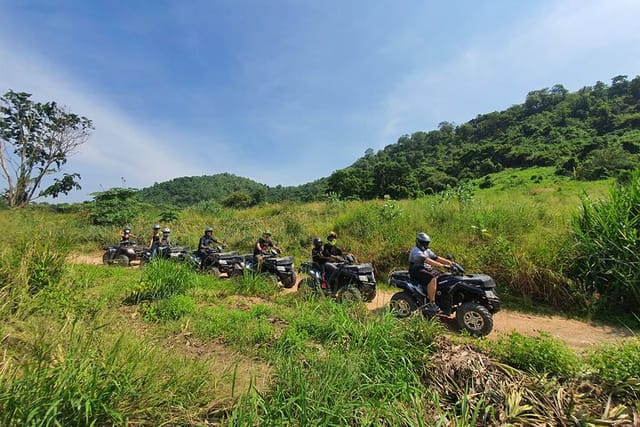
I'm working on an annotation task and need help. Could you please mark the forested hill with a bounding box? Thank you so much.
[137,173,328,207]
[139,75,640,206]
[325,75,640,199]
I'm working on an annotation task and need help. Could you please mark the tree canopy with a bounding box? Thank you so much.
[0,90,93,207]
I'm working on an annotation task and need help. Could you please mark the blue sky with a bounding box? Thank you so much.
[1,0,640,202]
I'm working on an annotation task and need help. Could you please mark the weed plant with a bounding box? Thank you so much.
[585,338,640,397]
[127,258,198,303]
[486,331,581,378]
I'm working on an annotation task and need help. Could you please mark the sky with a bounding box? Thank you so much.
[1,0,640,203]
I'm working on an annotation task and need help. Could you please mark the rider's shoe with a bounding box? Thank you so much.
[422,302,442,317]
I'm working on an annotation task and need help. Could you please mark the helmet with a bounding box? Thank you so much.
[312,237,323,248]
[162,228,170,234]
[153,224,160,229]
[205,227,213,233]
[416,232,431,250]
[123,227,131,233]
[263,230,272,237]
[327,231,337,240]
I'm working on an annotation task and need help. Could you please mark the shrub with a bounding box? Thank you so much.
[586,338,640,396]
[489,331,581,378]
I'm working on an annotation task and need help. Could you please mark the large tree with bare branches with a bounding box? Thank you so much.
[0,90,93,207]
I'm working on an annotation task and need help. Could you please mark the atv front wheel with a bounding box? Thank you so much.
[336,285,362,303]
[456,302,493,337]
[389,292,418,318]
[281,272,297,288]
[228,265,244,278]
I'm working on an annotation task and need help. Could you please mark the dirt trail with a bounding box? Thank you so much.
[70,253,634,352]
[367,289,634,351]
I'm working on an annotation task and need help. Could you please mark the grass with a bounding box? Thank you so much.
[0,168,638,425]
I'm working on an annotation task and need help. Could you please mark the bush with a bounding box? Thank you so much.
[489,331,581,378]
[586,338,640,396]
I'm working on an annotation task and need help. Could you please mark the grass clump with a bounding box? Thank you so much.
[487,331,581,378]
[127,258,198,303]
[140,294,196,322]
[0,320,211,426]
[586,338,640,397]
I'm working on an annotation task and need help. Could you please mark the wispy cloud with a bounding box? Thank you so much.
[0,34,237,200]
[380,0,640,143]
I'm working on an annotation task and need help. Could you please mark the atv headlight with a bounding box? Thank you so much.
[277,266,286,272]
[219,260,228,265]
[359,275,369,282]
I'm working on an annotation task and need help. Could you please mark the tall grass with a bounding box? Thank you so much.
[0,320,212,426]
[568,168,640,314]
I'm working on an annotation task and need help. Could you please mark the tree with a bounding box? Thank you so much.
[0,90,93,207]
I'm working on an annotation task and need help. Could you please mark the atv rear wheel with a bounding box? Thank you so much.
[102,251,112,265]
[336,285,362,303]
[297,278,318,299]
[456,302,493,337]
[389,292,418,318]
[281,272,297,288]
[112,254,130,267]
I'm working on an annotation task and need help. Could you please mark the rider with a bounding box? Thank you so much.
[322,231,345,260]
[408,232,455,315]
[120,227,134,246]
[254,230,279,257]
[159,227,171,257]
[197,227,221,269]
[312,237,337,288]
[148,224,161,257]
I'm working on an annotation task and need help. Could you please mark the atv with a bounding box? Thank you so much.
[388,263,500,336]
[198,245,245,278]
[141,245,191,264]
[243,248,296,288]
[297,255,377,303]
[102,242,148,267]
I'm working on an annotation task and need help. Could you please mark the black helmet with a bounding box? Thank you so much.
[416,232,431,250]
[205,227,213,233]
[312,237,323,248]
[123,227,131,233]
[153,224,160,230]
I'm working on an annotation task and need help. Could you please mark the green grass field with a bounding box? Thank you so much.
[1,168,638,425]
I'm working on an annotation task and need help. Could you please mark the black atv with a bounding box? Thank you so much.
[388,264,500,337]
[242,249,296,288]
[297,255,377,302]
[198,245,245,278]
[102,242,148,266]
[141,245,191,264]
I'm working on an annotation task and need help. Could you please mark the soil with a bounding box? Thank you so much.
[70,252,635,352]
[366,289,634,352]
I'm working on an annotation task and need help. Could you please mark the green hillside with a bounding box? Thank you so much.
[135,75,640,207]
